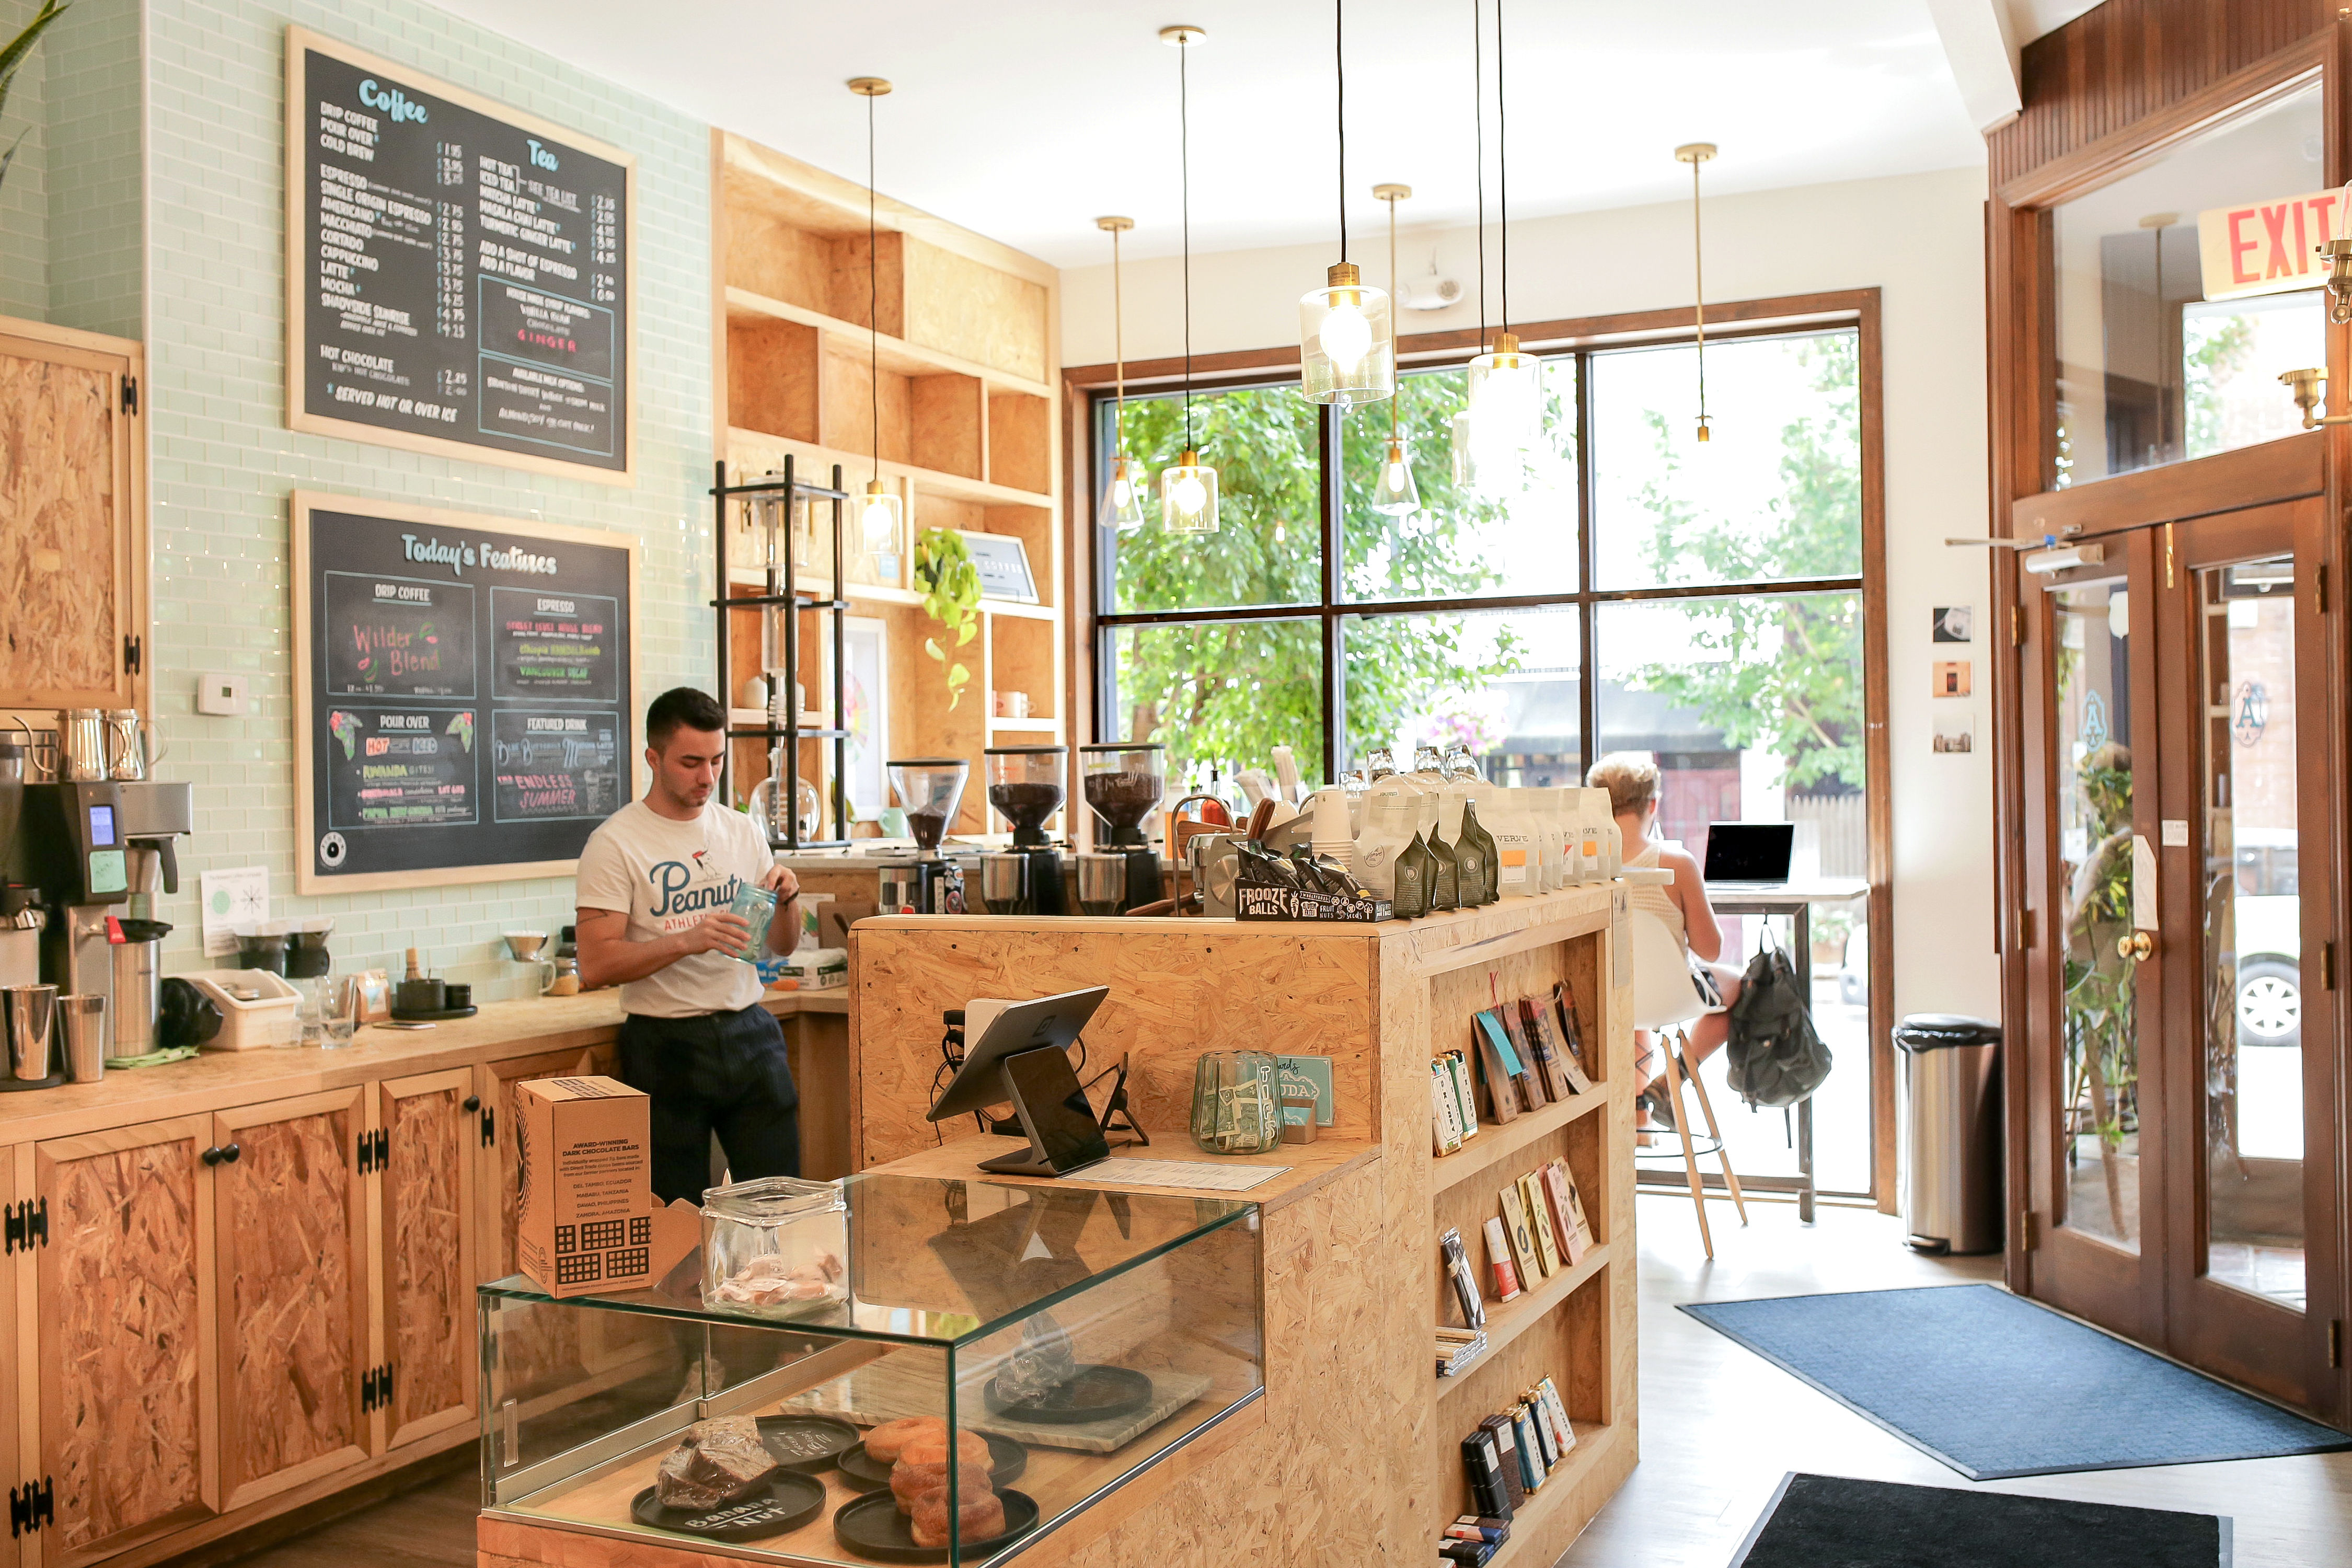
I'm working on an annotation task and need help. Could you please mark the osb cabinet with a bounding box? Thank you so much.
[712,130,1067,828]
[0,316,148,719]
[0,1035,614,1568]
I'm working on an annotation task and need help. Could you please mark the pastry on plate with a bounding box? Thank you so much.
[654,1416,777,1510]
[909,1489,1007,1548]
[863,1416,947,1463]
[890,1457,993,1516]
[897,1430,991,1468]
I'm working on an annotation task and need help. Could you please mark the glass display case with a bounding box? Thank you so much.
[480,1173,1264,1567]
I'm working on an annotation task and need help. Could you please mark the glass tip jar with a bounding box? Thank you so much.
[700,1174,848,1318]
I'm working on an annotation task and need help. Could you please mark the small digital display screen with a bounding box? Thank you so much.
[87,804,117,847]
[1000,1047,1110,1174]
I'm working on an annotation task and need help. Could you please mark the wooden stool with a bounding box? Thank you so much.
[1653,1028,1748,1260]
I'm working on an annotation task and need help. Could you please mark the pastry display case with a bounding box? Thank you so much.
[479,1172,1264,1566]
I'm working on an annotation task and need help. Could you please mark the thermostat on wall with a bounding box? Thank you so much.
[197,673,249,717]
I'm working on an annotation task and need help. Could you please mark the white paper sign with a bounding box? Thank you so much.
[2130,835,2158,932]
[200,867,269,957]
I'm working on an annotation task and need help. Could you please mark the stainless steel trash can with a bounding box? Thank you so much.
[1894,1013,2002,1254]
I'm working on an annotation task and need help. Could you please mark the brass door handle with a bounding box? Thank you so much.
[2117,930,2154,962]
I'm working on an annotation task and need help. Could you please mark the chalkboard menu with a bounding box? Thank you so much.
[292,491,639,893]
[285,28,635,481]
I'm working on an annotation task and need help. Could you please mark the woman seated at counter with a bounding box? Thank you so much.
[1587,752,1742,1141]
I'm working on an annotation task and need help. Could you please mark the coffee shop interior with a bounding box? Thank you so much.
[9,0,2352,1564]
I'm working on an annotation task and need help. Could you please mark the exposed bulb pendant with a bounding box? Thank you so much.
[1677,141,1716,444]
[1096,214,1146,530]
[1455,0,1538,493]
[1300,0,1393,409]
[1369,182,1420,516]
[850,76,903,559]
[1161,24,1218,534]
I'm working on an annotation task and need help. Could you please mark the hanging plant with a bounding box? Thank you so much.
[914,527,981,709]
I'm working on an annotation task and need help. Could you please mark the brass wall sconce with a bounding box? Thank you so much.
[2321,236,2352,325]
[2279,366,2352,430]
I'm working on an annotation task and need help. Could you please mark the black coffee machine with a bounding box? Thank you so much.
[881,758,969,914]
[1079,743,1168,913]
[984,745,1068,916]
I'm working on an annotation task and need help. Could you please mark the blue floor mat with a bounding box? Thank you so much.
[1680,1284,2351,1479]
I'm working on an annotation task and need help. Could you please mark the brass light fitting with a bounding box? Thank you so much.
[2279,366,2352,430]
[1677,142,1717,443]
[2322,236,2352,326]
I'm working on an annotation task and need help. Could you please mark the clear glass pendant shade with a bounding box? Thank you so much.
[1103,452,1147,531]
[1160,449,1219,534]
[1299,263,1394,409]
[858,480,903,559]
[1369,435,1420,515]
[1451,332,1542,494]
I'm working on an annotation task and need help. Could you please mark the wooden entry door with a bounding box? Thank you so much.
[2020,494,2342,1418]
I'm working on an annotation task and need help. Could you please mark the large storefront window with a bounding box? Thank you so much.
[1090,317,1880,1194]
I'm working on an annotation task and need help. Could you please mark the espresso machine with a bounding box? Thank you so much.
[1079,743,1168,913]
[983,745,1069,916]
[880,758,970,914]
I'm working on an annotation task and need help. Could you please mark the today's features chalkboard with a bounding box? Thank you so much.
[284,27,636,482]
[293,491,640,893]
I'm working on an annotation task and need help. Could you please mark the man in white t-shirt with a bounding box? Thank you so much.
[575,687,803,1202]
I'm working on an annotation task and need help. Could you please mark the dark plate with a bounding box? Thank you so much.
[983,1364,1153,1426]
[628,1472,825,1542]
[756,1414,860,1473]
[834,1431,1027,1492]
[387,1005,478,1022]
[831,1486,1037,1563]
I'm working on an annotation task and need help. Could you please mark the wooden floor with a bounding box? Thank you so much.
[181,1195,2352,1568]
[1557,1192,2352,1567]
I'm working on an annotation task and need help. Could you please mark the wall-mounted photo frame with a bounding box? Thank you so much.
[960,529,1038,604]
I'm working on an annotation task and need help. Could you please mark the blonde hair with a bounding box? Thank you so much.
[1586,752,1661,817]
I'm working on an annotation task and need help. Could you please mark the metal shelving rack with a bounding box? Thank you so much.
[712,455,853,850]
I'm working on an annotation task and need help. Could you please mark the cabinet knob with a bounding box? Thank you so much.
[201,1146,222,1166]
[222,1142,241,1163]
[463,1095,481,1112]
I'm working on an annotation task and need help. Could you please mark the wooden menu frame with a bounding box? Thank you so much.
[283,26,639,485]
[290,489,642,894]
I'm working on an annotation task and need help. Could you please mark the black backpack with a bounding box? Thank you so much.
[1724,929,1832,1109]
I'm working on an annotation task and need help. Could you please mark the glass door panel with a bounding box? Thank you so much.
[2051,577,2141,1251]
[2195,555,2305,1311]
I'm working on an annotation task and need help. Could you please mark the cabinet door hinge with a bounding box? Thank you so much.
[2324,942,2338,992]
[120,375,137,416]
[480,1106,495,1148]
[357,1132,374,1175]
[373,1127,389,1169]
[123,634,142,677]
[360,1367,375,1412]
[2020,1212,2039,1251]
[2011,604,2026,646]
[2018,910,2036,949]
[360,1364,393,1413]
[7,1477,54,1537]
[2331,1320,2344,1369]
[2316,562,2330,617]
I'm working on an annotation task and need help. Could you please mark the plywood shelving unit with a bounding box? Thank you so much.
[712,132,1066,838]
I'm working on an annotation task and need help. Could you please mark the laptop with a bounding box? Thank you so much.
[1702,822,1795,887]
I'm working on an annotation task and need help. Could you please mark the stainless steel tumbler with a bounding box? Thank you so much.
[57,993,107,1082]
[4,983,55,1079]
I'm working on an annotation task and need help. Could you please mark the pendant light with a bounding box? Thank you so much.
[1160,25,1218,534]
[1096,215,1148,530]
[848,77,902,559]
[1677,141,1716,443]
[1369,183,1420,515]
[1460,0,1539,481]
[1299,0,1393,409]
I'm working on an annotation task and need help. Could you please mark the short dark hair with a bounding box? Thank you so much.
[645,686,725,749]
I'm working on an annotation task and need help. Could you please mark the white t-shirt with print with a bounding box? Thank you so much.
[574,800,773,1018]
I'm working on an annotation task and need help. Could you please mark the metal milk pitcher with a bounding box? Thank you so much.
[104,710,156,781]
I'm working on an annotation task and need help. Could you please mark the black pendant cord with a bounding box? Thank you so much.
[1496,0,1507,335]
[1335,0,1346,266]
[867,89,880,489]
[1181,36,1194,454]
[1472,0,1485,350]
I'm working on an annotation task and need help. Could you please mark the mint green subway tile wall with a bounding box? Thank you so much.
[0,0,53,318]
[43,0,144,336]
[145,0,714,998]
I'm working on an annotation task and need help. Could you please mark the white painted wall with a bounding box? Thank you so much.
[1059,165,2002,1022]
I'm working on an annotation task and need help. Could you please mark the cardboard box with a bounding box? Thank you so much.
[514,1075,659,1298]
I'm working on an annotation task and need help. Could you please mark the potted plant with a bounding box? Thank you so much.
[914,527,981,710]
[0,2,68,196]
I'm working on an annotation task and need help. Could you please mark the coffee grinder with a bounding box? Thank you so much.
[881,757,970,914]
[983,745,1068,915]
[1079,743,1168,913]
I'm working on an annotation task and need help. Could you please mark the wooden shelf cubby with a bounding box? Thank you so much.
[713,127,1064,827]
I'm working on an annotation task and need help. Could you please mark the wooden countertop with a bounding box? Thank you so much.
[0,987,846,1145]
[865,1134,1379,1214]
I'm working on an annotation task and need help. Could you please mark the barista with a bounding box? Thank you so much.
[575,687,802,1201]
